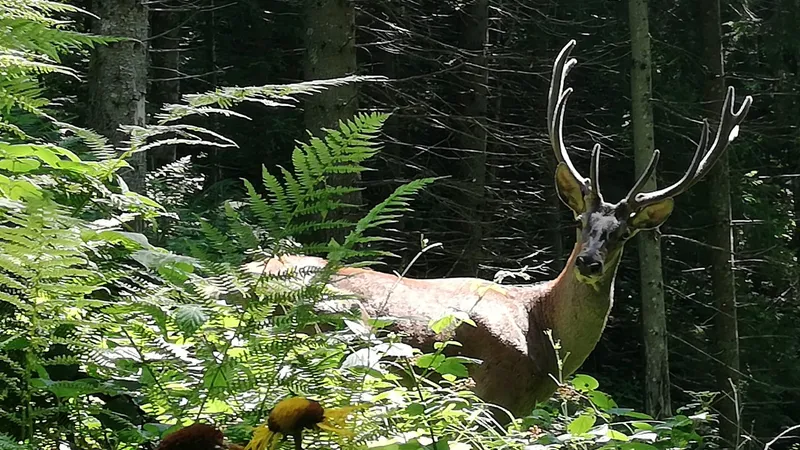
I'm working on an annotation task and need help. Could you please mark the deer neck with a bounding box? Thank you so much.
[544,242,622,374]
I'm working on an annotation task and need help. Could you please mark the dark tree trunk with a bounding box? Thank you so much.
[699,0,742,445]
[303,0,360,243]
[452,0,489,276]
[629,0,672,419]
[88,0,149,193]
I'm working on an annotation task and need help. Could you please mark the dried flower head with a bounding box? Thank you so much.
[244,397,367,450]
[157,423,224,450]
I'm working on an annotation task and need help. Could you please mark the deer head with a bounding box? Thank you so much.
[547,40,753,285]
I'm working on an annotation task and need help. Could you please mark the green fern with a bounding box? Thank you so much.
[242,111,437,262]
[157,76,386,124]
[0,4,479,446]
[0,2,113,136]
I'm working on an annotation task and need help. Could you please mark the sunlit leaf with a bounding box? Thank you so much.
[567,413,596,436]
[174,304,207,334]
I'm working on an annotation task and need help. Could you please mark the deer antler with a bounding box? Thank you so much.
[623,86,753,209]
[547,40,590,192]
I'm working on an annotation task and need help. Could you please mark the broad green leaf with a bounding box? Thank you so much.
[429,310,474,334]
[606,429,629,441]
[435,357,469,378]
[433,340,462,350]
[631,422,654,430]
[415,353,445,369]
[174,304,207,334]
[588,390,616,409]
[572,374,599,392]
[567,413,596,435]
[668,414,692,427]
[405,403,424,416]
[428,315,455,334]
[0,158,41,172]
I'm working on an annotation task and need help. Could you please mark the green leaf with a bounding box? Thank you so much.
[428,310,473,334]
[588,390,616,410]
[608,408,653,420]
[606,429,629,441]
[415,353,445,369]
[405,403,424,416]
[0,335,29,350]
[567,413,596,436]
[429,315,456,334]
[667,414,692,427]
[174,304,207,334]
[435,357,469,378]
[0,158,41,172]
[204,398,234,414]
[572,374,599,392]
[433,340,462,350]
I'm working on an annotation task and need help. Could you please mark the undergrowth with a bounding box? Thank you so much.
[0,3,717,450]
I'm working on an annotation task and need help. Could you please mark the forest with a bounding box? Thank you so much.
[1,0,799,449]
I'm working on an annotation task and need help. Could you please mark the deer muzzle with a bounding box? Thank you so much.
[575,253,603,277]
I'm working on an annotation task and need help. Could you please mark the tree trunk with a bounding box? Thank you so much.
[452,0,489,276]
[699,0,741,446]
[88,0,149,193]
[148,2,182,169]
[303,0,359,242]
[783,1,800,305]
[628,0,672,418]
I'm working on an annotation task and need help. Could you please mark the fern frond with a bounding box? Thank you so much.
[340,177,439,257]
[158,75,386,123]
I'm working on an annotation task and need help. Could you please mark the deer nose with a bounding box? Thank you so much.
[576,255,603,276]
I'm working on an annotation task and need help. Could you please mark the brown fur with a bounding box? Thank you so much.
[244,243,622,417]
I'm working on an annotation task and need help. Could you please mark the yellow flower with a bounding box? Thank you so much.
[244,397,367,450]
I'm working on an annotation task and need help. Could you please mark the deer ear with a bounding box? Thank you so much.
[555,163,586,214]
[629,198,674,229]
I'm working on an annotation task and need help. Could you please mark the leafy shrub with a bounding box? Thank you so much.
[0,4,717,450]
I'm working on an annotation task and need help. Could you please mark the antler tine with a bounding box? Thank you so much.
[547,40,588,188]
[590,143,603,202]
[547,40,577,136]
[623,149,661,206]
[688,86,753,187]
[629,121,710,209]
[629,86,753,209]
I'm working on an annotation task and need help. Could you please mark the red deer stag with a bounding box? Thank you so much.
[248,41,753,416]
